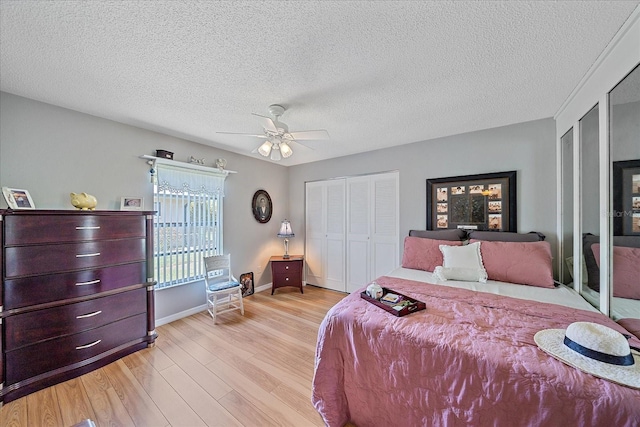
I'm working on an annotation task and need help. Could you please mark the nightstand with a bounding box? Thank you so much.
[270,255,304,295]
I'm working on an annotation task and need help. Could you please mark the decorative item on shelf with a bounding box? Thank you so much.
[120,196,143,211]
[189,156,206,165]
[277,219,295,259]
[252,189,272,223]
[70,192,97,210]
[2,187,36,210]
[216,158,227,171]
[156,149,173,160]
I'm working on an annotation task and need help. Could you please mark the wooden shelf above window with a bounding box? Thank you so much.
[140,155,237,175]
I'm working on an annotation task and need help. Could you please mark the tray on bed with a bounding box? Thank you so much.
[360,287,426,317]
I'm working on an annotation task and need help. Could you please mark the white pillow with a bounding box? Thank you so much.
[438,242,487,283]
[433,266,488,282]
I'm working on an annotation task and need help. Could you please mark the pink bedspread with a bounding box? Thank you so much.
[312,277,640,427]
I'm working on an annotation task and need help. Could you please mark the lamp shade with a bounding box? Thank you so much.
[270,143,282,161]
[280,141,293,158]
[258,140,273,157]
[277,220,295,237]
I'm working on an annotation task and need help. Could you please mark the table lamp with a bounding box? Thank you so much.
[277,219,295,259]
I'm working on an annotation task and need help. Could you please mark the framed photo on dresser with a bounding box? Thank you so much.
[2,187,35,210]
[426,171,517,232]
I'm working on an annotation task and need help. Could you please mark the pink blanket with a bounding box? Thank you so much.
[312,277,640,427]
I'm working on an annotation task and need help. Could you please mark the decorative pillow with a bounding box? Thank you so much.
[583,234,640,292]
[401,237,463,272]
[438,242,487,283]
[433,266,488,283]
[467,230,545,242]
[409,229,467,241]
[592,244,640,300]
[470,239,555,288]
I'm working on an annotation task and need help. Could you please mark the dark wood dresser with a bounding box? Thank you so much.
[0,209,157,404]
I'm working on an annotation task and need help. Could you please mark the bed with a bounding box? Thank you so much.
[311,231,640,426]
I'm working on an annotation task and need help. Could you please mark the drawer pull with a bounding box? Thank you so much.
[75,279,101,286]
[285,277,289,281]
[76,252,101,258]
[76,310,102,319]
[285,266,289,270]
[76,339,101,350]
[76,226,101,230]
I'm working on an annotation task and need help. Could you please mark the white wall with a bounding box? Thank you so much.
[0,92,288,321]
[288,118,558,272]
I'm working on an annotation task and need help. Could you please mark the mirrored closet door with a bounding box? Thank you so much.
[579,105,601,310]
[559,129,574,286]
[608,64,640,322]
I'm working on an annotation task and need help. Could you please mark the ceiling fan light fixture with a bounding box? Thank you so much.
[270,144,282,161]
[280,141,293,158]
[257,140,273,157]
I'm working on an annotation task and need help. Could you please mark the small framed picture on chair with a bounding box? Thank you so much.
[240,272,254,297]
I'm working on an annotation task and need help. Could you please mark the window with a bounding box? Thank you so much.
[153,163,226,290]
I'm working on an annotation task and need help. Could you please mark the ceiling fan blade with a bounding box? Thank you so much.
[290,139,315,150]
[251,113,278,132]
[288,130,330,140]
[216,131,268,138]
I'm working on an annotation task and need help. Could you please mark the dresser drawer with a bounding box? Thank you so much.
[4,214,146,245]
[5,288,147,350]
[5,313,147,384]
[4,262,145,310]
[272,260,303,276]
[5,238,146,278]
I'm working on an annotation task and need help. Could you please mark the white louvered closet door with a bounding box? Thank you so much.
[305,179,346,291]
[370,172,399,281]
[346,176,371,293]
[346,172,399,293]
[305,181,324,287]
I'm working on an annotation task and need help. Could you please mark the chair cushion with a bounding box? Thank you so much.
[208,281,240,292]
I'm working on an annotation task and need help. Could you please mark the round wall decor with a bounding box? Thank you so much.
[252,190,272,223]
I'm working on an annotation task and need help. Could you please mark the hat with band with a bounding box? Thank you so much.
[534,321,640,389]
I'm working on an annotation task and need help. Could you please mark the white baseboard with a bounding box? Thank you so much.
[254,283,272,293]
[155,304,207,327]
[155,283,278,326]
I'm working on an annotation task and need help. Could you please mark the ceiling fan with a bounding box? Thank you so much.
[217,104,329,161]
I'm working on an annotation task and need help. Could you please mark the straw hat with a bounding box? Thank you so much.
[534,322,640,389]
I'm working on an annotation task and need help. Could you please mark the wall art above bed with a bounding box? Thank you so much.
[426,170,516,232]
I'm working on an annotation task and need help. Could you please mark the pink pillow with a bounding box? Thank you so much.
[592,244,640,300]
[401,236,462,272]
[469,239,554,288]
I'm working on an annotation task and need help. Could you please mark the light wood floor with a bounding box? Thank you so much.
[0,285,346,427]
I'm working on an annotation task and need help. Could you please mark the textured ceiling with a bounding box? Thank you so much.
[1,1,638,166]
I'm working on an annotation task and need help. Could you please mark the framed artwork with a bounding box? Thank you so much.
[426,171,517,232]
[612,159,640,236]
[240,272,254,297]
[121,196,143,210]
[2,187,35,210]
[252,189,272,223]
